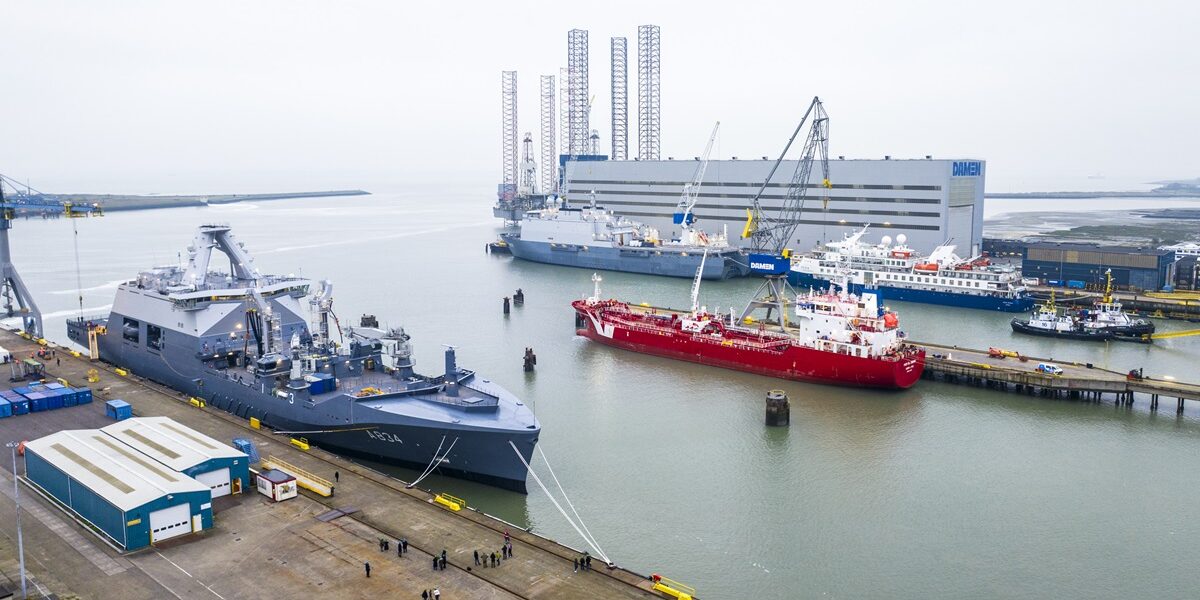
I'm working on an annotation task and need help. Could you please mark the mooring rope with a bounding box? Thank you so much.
[407,435,456,489]
[536,444,608,562]
[509,441,610,564]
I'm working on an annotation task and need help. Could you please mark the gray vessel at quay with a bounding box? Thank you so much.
[502,203,749,280]
[67,225,540,492]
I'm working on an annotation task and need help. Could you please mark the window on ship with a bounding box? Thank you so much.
[123,318,140,343]
[147,324,164,350]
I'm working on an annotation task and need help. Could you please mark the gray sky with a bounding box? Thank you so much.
[2,1,1196,194]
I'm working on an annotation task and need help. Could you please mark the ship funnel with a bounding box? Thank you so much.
[443,345,459,396]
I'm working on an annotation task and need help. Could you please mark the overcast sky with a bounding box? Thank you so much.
[2,1,1196,194]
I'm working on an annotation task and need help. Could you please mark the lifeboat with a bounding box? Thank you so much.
[891,249,912,258]
[883,313,899,328]
[914,263,939,272]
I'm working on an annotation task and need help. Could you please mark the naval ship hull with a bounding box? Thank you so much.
[68,315,537,492]
[503,234,749,280]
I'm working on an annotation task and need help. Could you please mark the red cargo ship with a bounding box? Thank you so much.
[572,274,925,389]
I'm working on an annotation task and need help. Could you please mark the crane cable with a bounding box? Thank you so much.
[72,218,85,320]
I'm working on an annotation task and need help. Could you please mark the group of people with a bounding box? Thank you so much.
[474,530,515,569]
[379,537,410,556]
[573,553,593,573]
[433,549,448,570]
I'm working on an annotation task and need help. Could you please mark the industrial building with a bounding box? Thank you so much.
[101,416,250,498]
[24,429,213,550]
[1021,242,1175,291]
[563,157,987,255]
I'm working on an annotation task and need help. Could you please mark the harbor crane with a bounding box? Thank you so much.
[673,121,720,243]
[0,174,102,339]
[741,96,831,276]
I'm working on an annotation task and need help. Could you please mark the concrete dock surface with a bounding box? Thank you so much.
[0,329,663,599]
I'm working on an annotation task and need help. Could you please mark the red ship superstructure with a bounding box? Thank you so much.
[572,271,925,389]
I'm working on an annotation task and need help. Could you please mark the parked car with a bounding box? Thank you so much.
[1037,363,1064,376]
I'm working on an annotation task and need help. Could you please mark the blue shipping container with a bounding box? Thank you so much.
[73,388,93,404]
[29,396,48,412]
[232,438,260,463]
[60,388,77,407]
[14,386,34,397]
[105,399,132,420]
[0,398,10,418]
[1067,280,1086,289]
[47,395,64,410]
[45,382,65,390]
[10,398,29,415]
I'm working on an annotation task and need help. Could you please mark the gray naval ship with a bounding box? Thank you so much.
[502,202,750,280]
[67,225,540,492]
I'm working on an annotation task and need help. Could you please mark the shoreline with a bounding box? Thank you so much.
[45,189,370,211]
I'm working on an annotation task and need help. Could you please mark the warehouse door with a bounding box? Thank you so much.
[195,468,232,498]
[149,503,191,543]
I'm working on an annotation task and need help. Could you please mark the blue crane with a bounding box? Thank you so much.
[0,173,102,339]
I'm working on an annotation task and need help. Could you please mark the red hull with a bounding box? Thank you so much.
[573,302,925,390]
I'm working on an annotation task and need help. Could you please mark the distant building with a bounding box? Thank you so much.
[563,157,986,256]
[1021,242,1175,290]
[1173,255,1199,290]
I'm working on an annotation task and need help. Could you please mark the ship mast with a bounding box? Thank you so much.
[690,249,708,315]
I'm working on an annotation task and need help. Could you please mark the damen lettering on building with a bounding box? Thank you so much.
[952,161,982,177]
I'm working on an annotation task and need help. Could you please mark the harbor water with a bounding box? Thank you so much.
[14,190,1200,599]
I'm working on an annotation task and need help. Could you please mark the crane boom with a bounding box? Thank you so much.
[0,173,102,338]
[674,121,720,228]
[742,97,831,274]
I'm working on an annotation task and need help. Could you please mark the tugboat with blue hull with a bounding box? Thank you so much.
[67,225,540,492]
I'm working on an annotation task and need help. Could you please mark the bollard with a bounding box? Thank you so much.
[765,389,789,426]
[503,297,510,315]
[523,347,537,372]
[514,288,525,306]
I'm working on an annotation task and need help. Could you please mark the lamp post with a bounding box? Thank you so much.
[6,441,27,600]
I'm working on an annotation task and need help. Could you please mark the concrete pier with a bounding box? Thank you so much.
[914,341,1200,411]
[0,329,663,600]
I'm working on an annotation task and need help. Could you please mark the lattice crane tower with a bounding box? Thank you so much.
[567,29,590,156]
[519,132,537,196]
[610,37,628,161]
[539,75,557,194]
[501,71,518,188]
[637,25,661,161]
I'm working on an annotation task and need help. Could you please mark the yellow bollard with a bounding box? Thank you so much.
[250,417,261,430]
[114,368,129,377]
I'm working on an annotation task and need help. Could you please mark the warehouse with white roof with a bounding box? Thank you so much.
[101,416,249,498]
[23,429,214,550]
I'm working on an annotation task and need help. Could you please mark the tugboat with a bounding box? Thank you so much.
[1010,291,1115,341]
[1074,270,1154,338]
[1010,273,1154,343]
[571,254,925,389]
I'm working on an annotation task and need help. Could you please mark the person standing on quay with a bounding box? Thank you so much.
[364,562,371,578]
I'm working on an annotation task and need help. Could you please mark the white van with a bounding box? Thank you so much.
[1037,363,1063,376]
